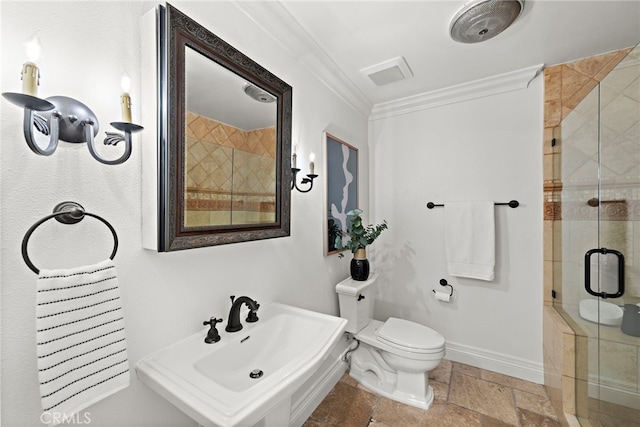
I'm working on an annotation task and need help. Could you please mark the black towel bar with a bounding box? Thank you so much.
[22,201,118,274]
[426,200,519,209]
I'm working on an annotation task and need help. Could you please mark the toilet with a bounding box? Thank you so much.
[336,273,445,410]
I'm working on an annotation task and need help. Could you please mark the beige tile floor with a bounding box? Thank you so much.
[304,359,561,427]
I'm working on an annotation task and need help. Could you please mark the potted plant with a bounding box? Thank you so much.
[336,208,388,281]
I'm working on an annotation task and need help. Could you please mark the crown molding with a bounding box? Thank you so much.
[369,64,545,121]
[233,1,373,118]
[233,1,543,122]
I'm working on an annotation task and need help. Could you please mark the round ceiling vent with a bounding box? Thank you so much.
[450,0,524,44]
[243,83,276,103]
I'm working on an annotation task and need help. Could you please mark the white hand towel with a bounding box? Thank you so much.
[36,259,129,425]
[445,201,495,281]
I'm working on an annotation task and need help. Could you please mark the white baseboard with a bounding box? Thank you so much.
[445,340,544,384]
[289,345,348,427]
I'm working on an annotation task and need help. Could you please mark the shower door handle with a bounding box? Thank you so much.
[584,248,625,299]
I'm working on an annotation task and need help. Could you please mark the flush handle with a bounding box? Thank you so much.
[357,294,365,301]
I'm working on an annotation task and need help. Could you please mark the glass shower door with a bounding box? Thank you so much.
[557,43,640,426]
[589,45,640,425]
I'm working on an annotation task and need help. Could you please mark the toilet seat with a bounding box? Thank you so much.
[376,318,445,354]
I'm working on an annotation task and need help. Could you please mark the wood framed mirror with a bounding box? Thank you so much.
[158,4,292,251]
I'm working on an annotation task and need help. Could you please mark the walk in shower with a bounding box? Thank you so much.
[549,43,640,426]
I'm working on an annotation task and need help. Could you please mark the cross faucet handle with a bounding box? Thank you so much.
[247,303,260,323]
[202,317,223,344]
[203,317,223,327]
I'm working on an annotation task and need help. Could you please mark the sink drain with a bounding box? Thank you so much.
[249,369,263,379]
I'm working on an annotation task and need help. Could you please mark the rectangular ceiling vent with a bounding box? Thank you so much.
[361,56,413,86]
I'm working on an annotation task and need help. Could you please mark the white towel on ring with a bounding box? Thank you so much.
[36,259,129,425]
[445,201,495,281]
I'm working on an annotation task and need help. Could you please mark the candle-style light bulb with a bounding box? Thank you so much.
[120,73,132,122]
[121,73,131,93]
[309,152,315,175]
[292,144,297,169]
[25,36,41,63]
[22,35,41,96]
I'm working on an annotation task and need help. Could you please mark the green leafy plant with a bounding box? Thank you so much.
[336,208,388,256]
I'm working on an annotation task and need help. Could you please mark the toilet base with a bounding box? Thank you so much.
[349,344,434,410]
[349,369,434,410]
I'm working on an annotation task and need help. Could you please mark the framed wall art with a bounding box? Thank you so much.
[324,132,358,255]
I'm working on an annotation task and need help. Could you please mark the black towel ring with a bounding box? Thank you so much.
[22,201,118,274]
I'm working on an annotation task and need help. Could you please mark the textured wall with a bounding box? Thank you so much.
[369,76,544,381]
[0,2,368,426]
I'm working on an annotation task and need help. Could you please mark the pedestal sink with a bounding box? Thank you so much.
[136,302,347,427]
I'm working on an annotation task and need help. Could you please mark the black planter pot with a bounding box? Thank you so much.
[350,258,370,281]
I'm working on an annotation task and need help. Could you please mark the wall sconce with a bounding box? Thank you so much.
[291,149,317,193]
[2,37,143,165]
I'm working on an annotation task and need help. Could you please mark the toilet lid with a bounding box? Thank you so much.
[376,318,445,352]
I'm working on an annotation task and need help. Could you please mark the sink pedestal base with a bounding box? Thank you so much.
[253,397,291,427]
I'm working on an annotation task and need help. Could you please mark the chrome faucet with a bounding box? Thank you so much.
[225,295,260,332]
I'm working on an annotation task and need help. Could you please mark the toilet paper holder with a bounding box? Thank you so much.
[433,279,454,296]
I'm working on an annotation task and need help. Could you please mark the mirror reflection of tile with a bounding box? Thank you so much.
[184,111,276,227]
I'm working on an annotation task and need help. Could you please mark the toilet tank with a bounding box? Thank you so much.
[335,273,377,334]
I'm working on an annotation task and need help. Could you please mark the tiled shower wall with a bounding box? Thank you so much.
[184,111,277,226]
[543,47,639,424]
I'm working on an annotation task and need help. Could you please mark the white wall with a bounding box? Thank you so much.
[369,77,545,381]
[0,2,367,426]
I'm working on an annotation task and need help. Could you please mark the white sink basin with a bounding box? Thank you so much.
[136,302,347,427]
